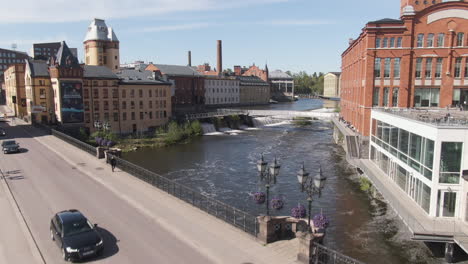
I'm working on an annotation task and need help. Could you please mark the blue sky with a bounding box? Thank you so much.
[0,0,399,74]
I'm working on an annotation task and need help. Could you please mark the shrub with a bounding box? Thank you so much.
[360,177,372,192]
[190,120,203,136]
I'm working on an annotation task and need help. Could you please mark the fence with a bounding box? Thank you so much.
[312,242,366,264]
[108,155,259,236]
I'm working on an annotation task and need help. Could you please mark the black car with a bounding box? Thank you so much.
[50,209,104,261]
[0,128,5,136]
[2,140,19,154]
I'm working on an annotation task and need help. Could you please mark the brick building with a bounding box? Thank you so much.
[341,0,468,137]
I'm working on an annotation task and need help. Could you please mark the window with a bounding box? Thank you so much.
[390,37,395,48]
[384,58,391,78]
[131,101,135,109]
[417,34,424,47]
[149,111,153,119]
[40,88,46,99]
[437,33,444,47]
[140,112,144,120]
[113,112,118,122]
[393,58,401,78]
[93,89,99,98]
[131,112,135,120]
[122,101,127,109]
[435,58,443,78]
[113,101,118,110]
[383,87,390,107]
[122,90,126,98]
[149,101,153,108]
[465,59,468,78]
[426,33,434,47]
[392,88,399,107]
[455,58,462,78]
[130,89,135,98]
[382,38,388,48]
[457,33,464,47]
[376,38,381,48]
[374,58,381,78]
[104,101,109,110]
[414,88,440,107]
[139,101,144,109]
[415,58,422,78]
[149,90,152,97]
[123,112,127,121]
[103,89,108,99]
[373,87,380,106]
[139,89,143,97]
[112,89,118,98]
[425,58,433,78]
[84,101,89,111]
[439,142,463,184]
[94,102,100,111]
[83,88,89,99]
[104,113,109,121]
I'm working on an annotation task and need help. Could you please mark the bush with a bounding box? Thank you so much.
[190,120,203,136]
[360,177,372,192]
[165,121,185,144]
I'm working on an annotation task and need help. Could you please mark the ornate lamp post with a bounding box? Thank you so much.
[94,120,102,131]
[297,164,326,232]
[257,154,281,216]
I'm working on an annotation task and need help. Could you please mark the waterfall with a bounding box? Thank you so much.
[252,117,285,127]
[201,123,217,134]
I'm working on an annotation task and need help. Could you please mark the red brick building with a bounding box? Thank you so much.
[341,0,468,137]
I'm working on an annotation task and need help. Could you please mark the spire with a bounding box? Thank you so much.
[54,41,79,68]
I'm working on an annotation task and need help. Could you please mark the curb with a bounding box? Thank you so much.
[0,170,46,264]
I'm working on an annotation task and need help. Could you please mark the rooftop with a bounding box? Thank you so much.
[237,76,269,86]
[117,69,171,85]
[269,70,293,79]
[374,108,468,128]
[368,18,404,24]
[25,60,49,77]
[84,18,119,42]
[153,64,201,77]
[83,65,118,79]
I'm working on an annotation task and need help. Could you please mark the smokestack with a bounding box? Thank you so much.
[217,40,222,75]
[188,51,192,67]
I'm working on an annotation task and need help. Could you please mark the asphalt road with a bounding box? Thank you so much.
[0,122,215,264]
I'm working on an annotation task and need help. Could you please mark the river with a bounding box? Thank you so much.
[123,99,441,264]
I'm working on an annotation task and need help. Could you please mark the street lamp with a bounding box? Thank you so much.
[297,164,326,233]
[257,154,281,216]
[94,120,110,132]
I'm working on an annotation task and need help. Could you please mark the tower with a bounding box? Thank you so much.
[83,19,120,72]
[400,0,441,16]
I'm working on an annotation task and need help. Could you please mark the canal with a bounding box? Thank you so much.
[123,99,441,264]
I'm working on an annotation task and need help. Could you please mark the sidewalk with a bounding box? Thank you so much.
[21,124,299,264]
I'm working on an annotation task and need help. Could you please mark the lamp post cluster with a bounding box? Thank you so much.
[256,154,281,217]
[94,120,110,132]
[297,163,326,232]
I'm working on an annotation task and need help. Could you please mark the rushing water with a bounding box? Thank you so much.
[123,99,441,263]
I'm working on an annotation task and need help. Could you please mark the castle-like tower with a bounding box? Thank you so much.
[83,19,120,72]
[400,0,444,15]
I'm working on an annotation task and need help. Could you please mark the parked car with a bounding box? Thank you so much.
[50,209,104,262]
[0,128,6,136]
[2,140,19,154]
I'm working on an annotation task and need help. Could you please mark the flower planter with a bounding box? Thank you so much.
[291,204,306,219]
[313,213,329,229]
[271,198,284,210]
[253,192,266,204]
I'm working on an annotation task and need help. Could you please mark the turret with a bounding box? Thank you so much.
[83,18,120,72]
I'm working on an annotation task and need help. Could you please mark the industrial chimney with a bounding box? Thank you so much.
[188,50,192,67]
[217,40,222,75]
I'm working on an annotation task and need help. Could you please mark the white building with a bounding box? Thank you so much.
[204,76,240,106]
[370,108,468,219]
[323,72,341,98]
[269,70,294,100]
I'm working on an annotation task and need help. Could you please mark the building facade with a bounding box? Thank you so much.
[269,70,294,101]
[237,76,270,105]
[84,19,120,72]
[341,0,468,137]
[30,42,77,61]
[370,108,468,221]
[25,60,54,123]
[323,72,341,98]
[204,76,240,106]
[4,63,27,117]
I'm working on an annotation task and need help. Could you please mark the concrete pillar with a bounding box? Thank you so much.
[96,146,105,159]
[445,242,455,263]
[257,216,276,244]
[297,231,325,264]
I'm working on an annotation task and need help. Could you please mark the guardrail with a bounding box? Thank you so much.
[51,130,97,156]
[108,154,259,236]
[185,109,248,120]
[312,242,366,264]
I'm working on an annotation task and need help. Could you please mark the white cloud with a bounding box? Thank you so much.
[139,23,211,32]
[1,0,290,23]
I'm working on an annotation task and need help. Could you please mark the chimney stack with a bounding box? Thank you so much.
[188,51,192,67]
[217,40,222,75]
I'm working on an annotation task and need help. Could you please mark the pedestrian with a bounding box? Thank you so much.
[110,156,117,172]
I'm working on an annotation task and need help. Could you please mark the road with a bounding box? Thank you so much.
[0,122,215,264]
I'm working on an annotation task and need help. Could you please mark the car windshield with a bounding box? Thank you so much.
[3,141,16,146]
[63,220,93,237]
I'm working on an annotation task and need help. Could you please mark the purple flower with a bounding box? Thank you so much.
[291,204,306,219]
[107,140,115,147]
[101,139,108,146]
[313,213,330,229]
[253,192,266,204]
[271,198,284,210]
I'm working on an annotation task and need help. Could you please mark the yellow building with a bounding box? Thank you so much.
[25,60,55,123]
[4,63,27,118]
[84,19,120,72]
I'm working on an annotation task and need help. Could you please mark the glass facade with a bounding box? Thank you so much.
[439,142,463,184]
[372,119,434,180]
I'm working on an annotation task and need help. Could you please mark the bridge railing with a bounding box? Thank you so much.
[108,154,259,236]
[185,109,249,120]
[312,242,366,264]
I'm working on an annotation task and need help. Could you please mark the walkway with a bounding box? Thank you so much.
[15,121,300,264]
[247,109,336,120]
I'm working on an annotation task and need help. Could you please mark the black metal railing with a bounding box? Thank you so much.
[108,154,259,236]
[312,242,365,264]
[51,129,96,156]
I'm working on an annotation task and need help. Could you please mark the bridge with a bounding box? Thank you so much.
[185,109,336,121]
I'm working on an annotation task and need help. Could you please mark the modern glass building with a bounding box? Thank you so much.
[370,109,467,219]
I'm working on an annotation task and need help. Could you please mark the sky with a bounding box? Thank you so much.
[0,0,400,74]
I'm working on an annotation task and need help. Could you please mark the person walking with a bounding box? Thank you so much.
[110,156,117,172]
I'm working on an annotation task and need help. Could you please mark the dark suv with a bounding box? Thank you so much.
[50,209,104,261]
[2,140,19,154]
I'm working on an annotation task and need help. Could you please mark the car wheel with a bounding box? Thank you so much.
[62,247,68,261]
[50,229,55,241]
